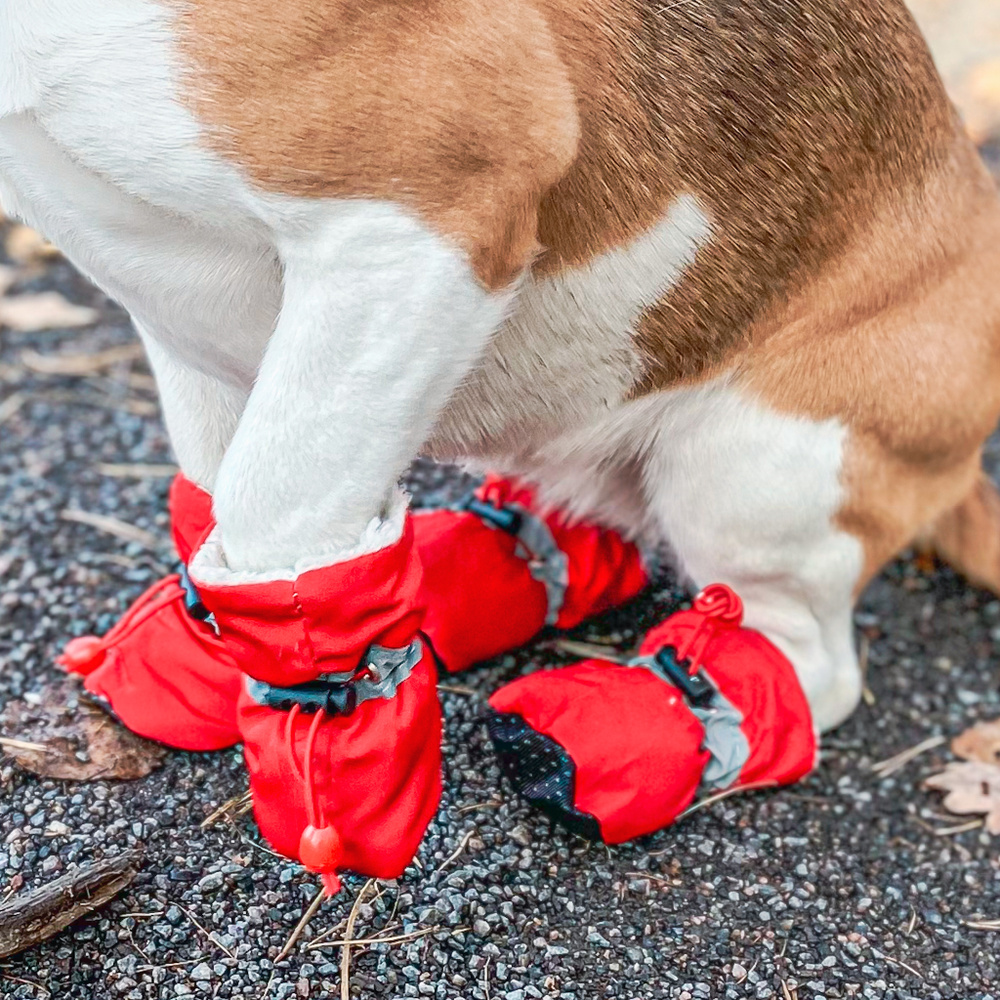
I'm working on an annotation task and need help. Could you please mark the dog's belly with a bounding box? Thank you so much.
[427,194,714,463]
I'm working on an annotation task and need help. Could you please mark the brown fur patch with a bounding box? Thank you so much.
[174,0,581,290]
[176,0,958,374]
[534,0,959,388]
[742,147,1000,591]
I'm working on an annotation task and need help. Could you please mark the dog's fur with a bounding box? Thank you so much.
[3,0,1000,732]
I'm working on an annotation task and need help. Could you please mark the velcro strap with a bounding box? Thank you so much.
[628,649,750,790]
[245,639,423,715]
[459,496,569,626]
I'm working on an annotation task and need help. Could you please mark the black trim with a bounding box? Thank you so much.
[487,711,602,842]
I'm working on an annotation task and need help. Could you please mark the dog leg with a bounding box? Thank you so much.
[923,469,1000,596]
[639,381,865,733]
[207,202,512,572]
[139,333,248,493]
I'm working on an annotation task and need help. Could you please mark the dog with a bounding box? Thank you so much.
[4,0,1000,881]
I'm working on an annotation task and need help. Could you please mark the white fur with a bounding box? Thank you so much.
[430,196,713,459]
[523,379,865,732]
[190,489,409,586]
[0,2,511,568]
[211,201,513,571]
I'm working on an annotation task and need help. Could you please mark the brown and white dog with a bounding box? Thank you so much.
[2,0,1000,738]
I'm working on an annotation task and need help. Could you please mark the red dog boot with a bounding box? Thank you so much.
[487,585,817,843]
[59,474,244,751]
[189,497,442,891]
[414,475,649,673]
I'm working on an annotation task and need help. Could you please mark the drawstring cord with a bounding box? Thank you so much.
[283,702,344,896]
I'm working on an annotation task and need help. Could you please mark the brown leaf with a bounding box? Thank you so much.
[4,224,60,264]
[924,761,1000,835]
[0,264,17,297]
[0,292,98,333]
[0,681,164,781]
[952,718,1000,766]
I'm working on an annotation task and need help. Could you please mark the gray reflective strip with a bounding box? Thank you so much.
[628,655,751,790]
[245,639,423,712]
[505,503,569,626]
[356,641,423,704]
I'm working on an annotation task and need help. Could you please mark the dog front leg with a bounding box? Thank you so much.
[139,333,249,494]
[210,201,513,573]
[184,201,515,885]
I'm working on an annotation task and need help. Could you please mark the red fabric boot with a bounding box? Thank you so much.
[487,585,817,843]
[414,475,648,672]
[59,474,243,751]
[188,497,441,891]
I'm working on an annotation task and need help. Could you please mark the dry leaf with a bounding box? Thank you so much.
[924,761,1000,835]
[4,224,60,264]
[952,718,1000,766]
[0,681,165,781]
[0,264,17,297]
[20,343,142,376]
[0,292,98,333]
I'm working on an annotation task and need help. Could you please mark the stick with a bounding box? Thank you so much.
[341,879,376,1000]
[0,737,50,754]
[97,463,178,479]
[0,851,140,959]
[60,509,159,549]
[435,829,474,874]
[870,735,946,777]
[275,885,327,963]
[676,779,779,820]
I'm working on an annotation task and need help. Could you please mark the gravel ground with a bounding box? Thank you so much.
[3,170,1000,1000]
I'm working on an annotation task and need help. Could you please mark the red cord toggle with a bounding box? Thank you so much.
[286,705,344,896]
[676,583,745,674]
[691,583,744,624]
[59,635,108,673]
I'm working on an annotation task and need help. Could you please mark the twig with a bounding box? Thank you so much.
[873,949,924,980]
[275,885,327,963]
[870,735,946,778]
[931,819,983,837]
[97,463,178,479]
[0,392,26,426]
[174,903,236,960]
[625,872,676,887]
[436,684,477,697]
[551,639,629,664]
[200,792,252,830]
[436,829,475,874]
[456,799,502,815]
[962,918,1000,931]
[133,960,203,973]
[311,925,460,950]
[60,509,159,549]
[341,879,376,1000]
[0,851,141,959]
[859,634,875,706]
[676,779,779,820]
[0,737,50,754]
[20,343,143,376]
[0,972,50,998]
